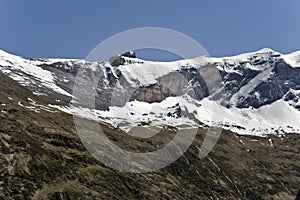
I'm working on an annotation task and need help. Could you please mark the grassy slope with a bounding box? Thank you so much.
[0,72,299,200]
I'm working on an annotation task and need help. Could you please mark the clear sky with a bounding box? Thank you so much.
[0,0,300,61]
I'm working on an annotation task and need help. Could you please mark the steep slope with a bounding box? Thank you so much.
[0,72,299,199]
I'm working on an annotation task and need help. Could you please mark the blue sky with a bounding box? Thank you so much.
[0,0,300,61]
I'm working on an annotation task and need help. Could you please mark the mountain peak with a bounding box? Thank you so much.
[255,47,275,54]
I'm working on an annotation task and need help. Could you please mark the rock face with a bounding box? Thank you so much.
[209,49,300,110]
[51,49,300,112]
[131,68,210,103]
[109,51,136,67]
[121,51,136,58]
[109,55,125,67]
[232,60,300,109]
[1,48,300,133]
[1,48,300,111]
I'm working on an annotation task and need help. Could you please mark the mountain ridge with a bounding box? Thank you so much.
[1,48,300,135]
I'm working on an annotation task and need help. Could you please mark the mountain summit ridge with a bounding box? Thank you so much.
[1,48,300,135]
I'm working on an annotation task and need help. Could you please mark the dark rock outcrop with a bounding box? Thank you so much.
[109,55,126,67]
[109,51,136,67]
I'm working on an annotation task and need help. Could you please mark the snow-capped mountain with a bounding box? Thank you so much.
[1,48,300,135]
